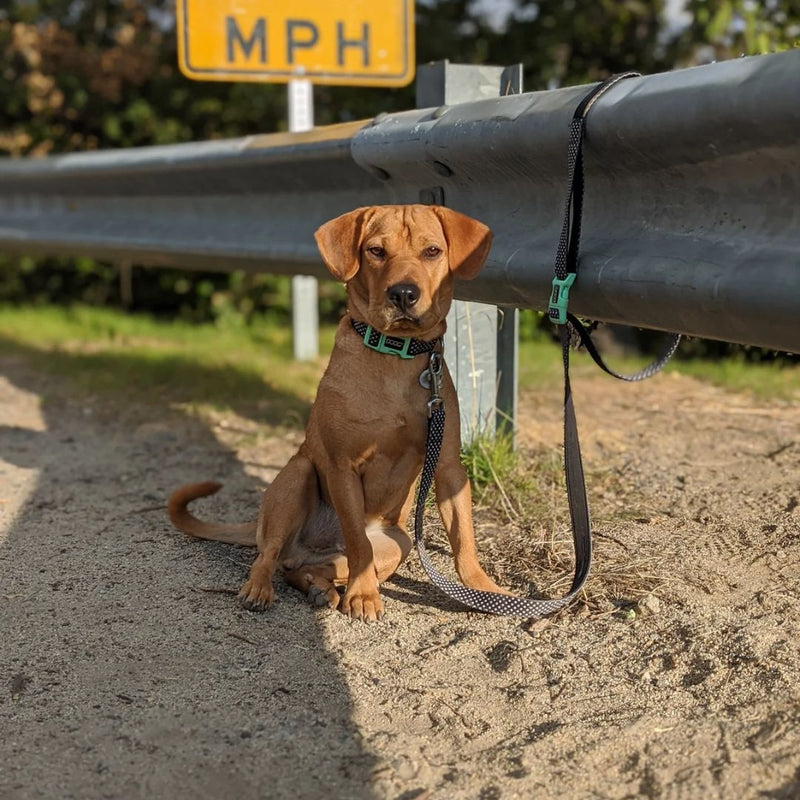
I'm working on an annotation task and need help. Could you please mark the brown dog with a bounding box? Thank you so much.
[168,204,507,620]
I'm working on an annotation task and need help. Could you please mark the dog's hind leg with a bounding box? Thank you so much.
[370,524,412,582]
[283,524,410,611]
[239,450,319,611]
[284,560,346,610]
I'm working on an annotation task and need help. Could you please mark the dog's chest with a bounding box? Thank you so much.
[308,386,428,515]
[347,399,428,456]
[311,371,428,460]
[358,420,427,513]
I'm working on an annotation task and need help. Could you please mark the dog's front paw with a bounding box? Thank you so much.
[341,583,384,622]
[238,578,275,612]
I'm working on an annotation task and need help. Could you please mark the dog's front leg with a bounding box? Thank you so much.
[434,447,509,596]
[326,470,384,621]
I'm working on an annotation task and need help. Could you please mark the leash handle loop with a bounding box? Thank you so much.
[413,400,590,618]
[555,72,640,286]
[553,71,681,378]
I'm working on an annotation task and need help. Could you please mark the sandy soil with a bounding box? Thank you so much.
[1,350,798,800]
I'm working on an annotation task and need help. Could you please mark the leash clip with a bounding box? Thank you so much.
[421,351,444,417]
[548,273,576,325]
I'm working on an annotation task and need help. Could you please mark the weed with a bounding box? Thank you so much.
[461,427,523,516]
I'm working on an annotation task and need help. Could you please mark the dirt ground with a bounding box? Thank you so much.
[1,349,798,800]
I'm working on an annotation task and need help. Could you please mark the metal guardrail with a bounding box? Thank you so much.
[0,50,798,353]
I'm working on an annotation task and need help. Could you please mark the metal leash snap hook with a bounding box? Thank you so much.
[428,351,443,379]
[419,351,443,390]
[421,351,444,417]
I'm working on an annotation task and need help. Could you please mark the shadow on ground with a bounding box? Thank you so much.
[0,342,378,800]
[0,332,314,428]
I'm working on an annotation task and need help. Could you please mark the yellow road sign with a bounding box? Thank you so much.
[176,0,415,87]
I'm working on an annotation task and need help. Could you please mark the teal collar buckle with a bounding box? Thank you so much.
[362,324,414,359]
[350,319,439,359]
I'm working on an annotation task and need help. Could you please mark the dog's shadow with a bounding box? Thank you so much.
[382,568,479,614]
[0,337,380,800]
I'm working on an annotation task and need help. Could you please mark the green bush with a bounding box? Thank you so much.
[0,253,347,325]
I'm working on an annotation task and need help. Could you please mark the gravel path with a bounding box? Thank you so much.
[1,353,798,799]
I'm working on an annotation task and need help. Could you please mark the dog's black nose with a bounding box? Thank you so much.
[387,283,420,312]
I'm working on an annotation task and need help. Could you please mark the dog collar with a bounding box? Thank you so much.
[351,319,440,359]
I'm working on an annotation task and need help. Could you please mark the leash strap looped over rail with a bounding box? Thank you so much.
[414,73,679,617]
[552,70,682,380]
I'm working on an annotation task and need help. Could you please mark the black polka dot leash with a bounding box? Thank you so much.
[414,74,681,618]
[413,347,591,617]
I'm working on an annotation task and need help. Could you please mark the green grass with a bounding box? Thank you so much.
[460,427,524,514]
[666,354,800,400]
[0,304,335,426]
[519,335,800,401]
[1,305,797,426]
[459,425,566,523]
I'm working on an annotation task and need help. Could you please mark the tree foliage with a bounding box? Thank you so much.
[677,0,800,61]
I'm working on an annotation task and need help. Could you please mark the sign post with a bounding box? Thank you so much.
[416,61,523,444]
[288,78,318,360]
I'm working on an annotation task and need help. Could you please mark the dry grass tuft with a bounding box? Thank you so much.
[452,440,673,616]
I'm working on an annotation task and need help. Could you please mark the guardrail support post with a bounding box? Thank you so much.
[416,61,522,444]
[496,306,519,439]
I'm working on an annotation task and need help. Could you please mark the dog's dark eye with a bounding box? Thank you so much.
[367,246,386,258]
[423,246,442,258]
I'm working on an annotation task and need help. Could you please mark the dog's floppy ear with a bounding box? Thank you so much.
[431,206,492,280]
[314,207,374,282]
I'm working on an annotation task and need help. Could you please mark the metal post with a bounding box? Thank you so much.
[416,61,523,444]
[496,306,518,438]
[288,79,319,361]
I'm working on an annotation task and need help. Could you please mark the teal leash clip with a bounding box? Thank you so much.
[548,273,576,325]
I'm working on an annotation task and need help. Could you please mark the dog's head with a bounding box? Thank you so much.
[314,204,492,339]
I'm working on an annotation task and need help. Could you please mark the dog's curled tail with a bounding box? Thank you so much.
[167,481,257,546]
